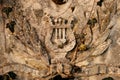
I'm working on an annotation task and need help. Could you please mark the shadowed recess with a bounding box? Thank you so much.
[102,77,114,80]
[52,0,67,5]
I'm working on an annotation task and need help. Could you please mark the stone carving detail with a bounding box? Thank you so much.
[45,16,76,63]
[0,0,120,80]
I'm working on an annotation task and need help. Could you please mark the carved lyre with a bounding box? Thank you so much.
[45,17,76,63]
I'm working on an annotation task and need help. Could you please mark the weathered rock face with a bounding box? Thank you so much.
[0,0,120,80]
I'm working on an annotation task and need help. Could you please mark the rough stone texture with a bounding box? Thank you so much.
[99,65,107,74]
[0,0,120,80]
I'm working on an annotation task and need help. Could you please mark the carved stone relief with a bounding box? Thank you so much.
[0,0,120,80]
[45,16,76,62]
